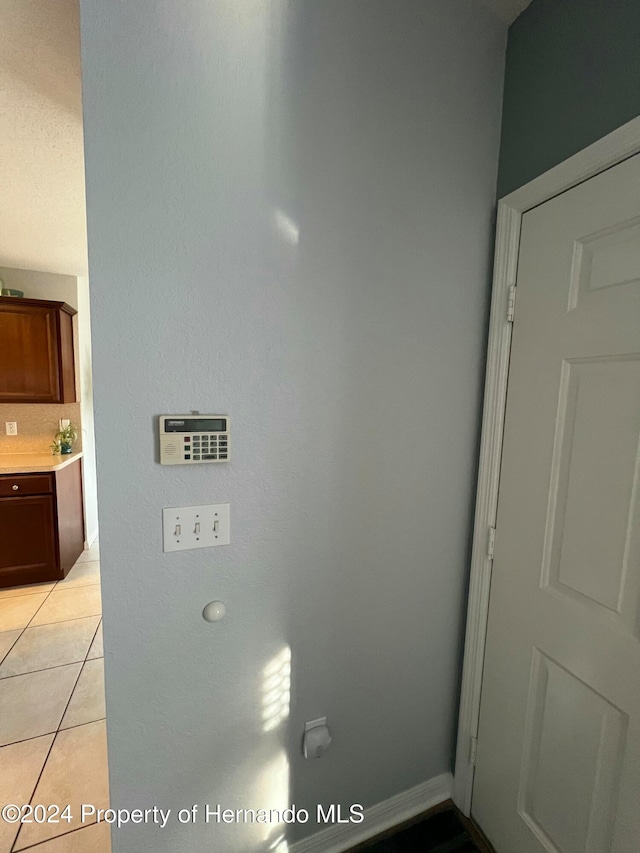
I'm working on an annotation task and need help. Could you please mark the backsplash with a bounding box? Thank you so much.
[0,403,83,454]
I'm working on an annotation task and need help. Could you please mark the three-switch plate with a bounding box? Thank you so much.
[162,503,230,553]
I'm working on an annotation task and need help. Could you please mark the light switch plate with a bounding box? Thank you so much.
[162,503,230,552]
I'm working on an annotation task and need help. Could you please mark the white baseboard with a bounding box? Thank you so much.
[291,772,452,853]
[84,527,99,549]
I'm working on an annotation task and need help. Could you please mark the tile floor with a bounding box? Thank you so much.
[0,542,111,852]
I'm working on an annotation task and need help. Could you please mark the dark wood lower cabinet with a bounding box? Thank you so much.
[0,459,85,588]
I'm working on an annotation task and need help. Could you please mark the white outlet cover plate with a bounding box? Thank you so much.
[162,503,230,553]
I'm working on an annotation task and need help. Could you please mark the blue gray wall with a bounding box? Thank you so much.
[499,0,640,196]
[80,2,505,850]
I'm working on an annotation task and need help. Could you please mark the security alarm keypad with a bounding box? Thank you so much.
[159,415,230,465]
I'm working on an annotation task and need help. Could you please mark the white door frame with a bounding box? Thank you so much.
[452,114,640,817]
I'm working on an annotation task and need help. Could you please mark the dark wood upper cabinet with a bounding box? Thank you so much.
[0,296,77,403]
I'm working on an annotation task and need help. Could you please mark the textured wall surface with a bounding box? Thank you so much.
[0,0,87,275]
[498,0,640,195]
[80,2,506,850]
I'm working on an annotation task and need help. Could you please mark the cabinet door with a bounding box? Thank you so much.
[0,303,61,402]
[0,495,59,587]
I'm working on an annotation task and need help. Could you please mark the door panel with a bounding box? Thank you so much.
[472,154,640,853]
[519,650,627,853]
[570,216,640,306]
[543,357,640,628]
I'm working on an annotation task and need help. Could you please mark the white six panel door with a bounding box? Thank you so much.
[473,154,640,853]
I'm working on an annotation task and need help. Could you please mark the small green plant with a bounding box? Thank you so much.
[52,422,78,455]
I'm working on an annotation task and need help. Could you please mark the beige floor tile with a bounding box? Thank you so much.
[0,734,54,852]
[14,720,109,849]
[18,822,111,852]
[61,659,106,729]
[0,582,56,601]
[29,822,111,852]
[0,618,100,679]
[75,546,99,564]
[87,622,103,661]
[0,630,20,664]
[0,594,49,632]
[56,560,101,589]
[0,664,81,746]
[29,586,102,627]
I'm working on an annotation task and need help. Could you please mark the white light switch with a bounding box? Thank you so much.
[162,503,230,552]
[5,422,17,436]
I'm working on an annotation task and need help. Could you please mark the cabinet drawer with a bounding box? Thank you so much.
[0,474,54,497]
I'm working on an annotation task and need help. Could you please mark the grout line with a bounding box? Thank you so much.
[0,584,60,659]
[1,713,106,750]
[0,652,97,682]
[4,613,101,632]
[1,729,57,749]
[23,584,62,630]
[0,631,22,667]
[0,587,55,599]
[58,716,105,734]
[3,558,105,853]
[0,602,102,681]
[6,722,107,853]
[0,592,102,680]
[58,714,106,735]
[0,612,103,671]
[57,658,89,733]
[11,731,61,853]
[0,569,99,606]
[85,619,102,663]
[24,608,102,630]
[9,656,95,851]
[12,716,106,853]
[54,635,106,737]
[12,820,98,852]
[8,729,59,853]
[0,554,99,628]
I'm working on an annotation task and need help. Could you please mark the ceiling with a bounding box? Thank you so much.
[0,0,87,276]
[480,0,534,24]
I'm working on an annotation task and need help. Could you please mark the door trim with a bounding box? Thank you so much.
[452,114,640,817]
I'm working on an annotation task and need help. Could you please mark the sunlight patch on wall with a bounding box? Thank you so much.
[273,208,300,246]
[262,646,291,732]
[254,749,290,850]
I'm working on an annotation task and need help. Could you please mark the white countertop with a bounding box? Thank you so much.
[0,451,83,475]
